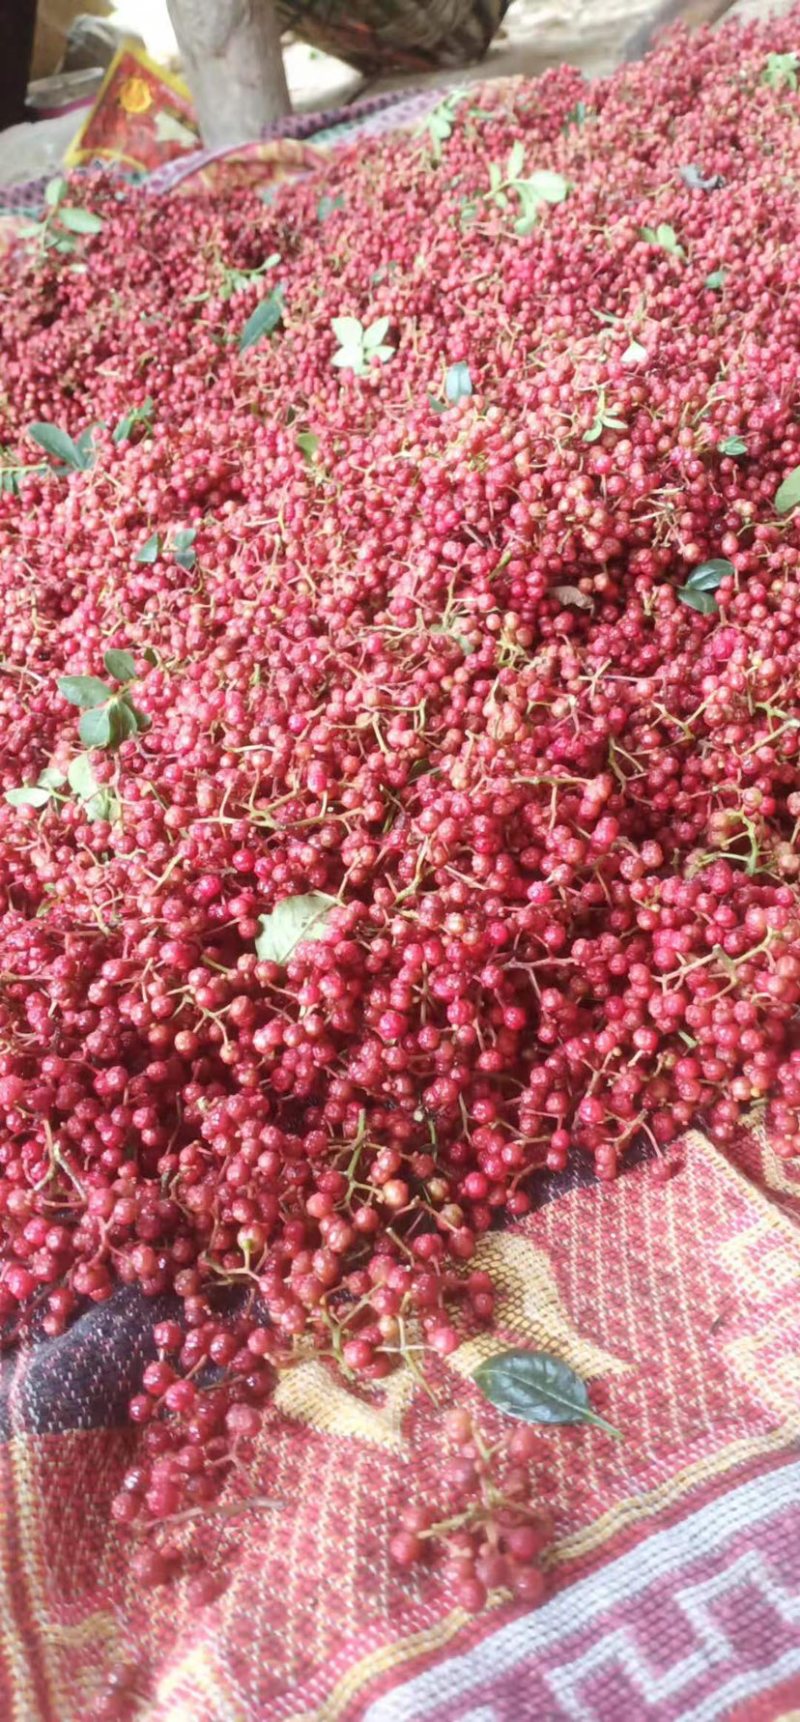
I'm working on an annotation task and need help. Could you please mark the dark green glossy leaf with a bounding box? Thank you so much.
[678,587,718,614]
[473,1349,620,1436]
[685,558,734,591]
[58,675,111,709]
[255,892,337,966]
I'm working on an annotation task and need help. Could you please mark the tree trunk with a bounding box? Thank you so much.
[0,0,36,131]
[166,0,291,150]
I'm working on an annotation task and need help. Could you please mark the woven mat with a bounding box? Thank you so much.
[2,1126,799,1720]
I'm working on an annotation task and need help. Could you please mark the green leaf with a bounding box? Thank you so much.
[58,207,103,235]
[103,648,136,683]
[720,436,747,457]
[521,170,569,205]
[332,348,364,371]
[317,194,344,222]
[445,361,473,404]
[775,467,800,513]
[564,100,588,131]
[78,706,113,748]
[44,176,66,208]
[473,1349,621,1436]
[370,345,395,365]
[488,161,504,194]
[622,340,647,365]
[110,697,139,741]
[296,432,319,462]
[428,395,446,414]
[332,316,363,347]
[113,397,154,443]
[67,754,99,801]
[705,269,726,291]
[255,892,337,966]
[57,675,111,709]
[172,528,197,570]
[364,317,391,350]
[641,224,685,258]
[136,533,160,564]
[28,422,86,471]
[507,140,526,181]
[678,587,718,614]
[685,558,734,591]
[5,784,52,808]
[239,287,285,351]
[38,766,66,790]
[762,50,799,90]
[582,421,603,443]
[85,786,119,823]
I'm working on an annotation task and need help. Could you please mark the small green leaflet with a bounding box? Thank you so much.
[239,285,285,351]
[426,91,466,160]
[67,753,99,801]
[514,170,569,235]
[564,99,589,131]
[677,558,733,614]
[445,361,473,404]
[28,421,93,472]
[640,223,685,259]
[172,528,196,570]
[684,558,734,590]
[507,140,526,182]
[332,316,395,376]
[296,432,319,463]
[78,706,113,748]
[317,193,344,222]
[103,648,136,682]
[113,397,154,443]
[678,589,719,614]
[44,176,66,208]
[58,675,112,710]
[473,1349,621,1437]
[255,892,337,966]
[58,207,103,235]
[622,339,647,365]
[762,50,799,90]
[136,533,160,564]
[5,785,51,808]
[705,269,726,291]
[720,436,747,457]
[775,467,800,513]
[5,760,65,810]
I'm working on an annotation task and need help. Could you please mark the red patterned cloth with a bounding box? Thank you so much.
[1,1129,799,1719]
